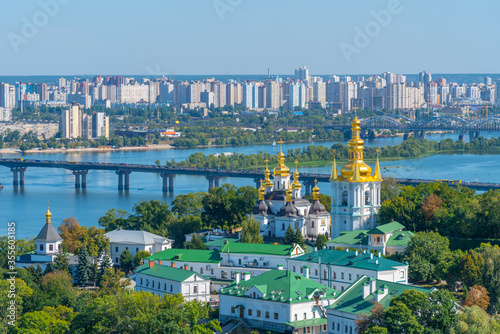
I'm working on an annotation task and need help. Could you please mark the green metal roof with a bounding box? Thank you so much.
[290,249,406,272]
[327,230,370,246]
[220,242,303,256]
[327,276,431,315]
[135,263,208,282]
[147,249,221,263]
[368,222,405,235]
[204,238,239,248]
[219,269,339,304]
[386,231,414,246]
[284,318,328,328]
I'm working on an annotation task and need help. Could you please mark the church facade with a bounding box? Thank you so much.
[252,141,331,240]
[330,113,382,238]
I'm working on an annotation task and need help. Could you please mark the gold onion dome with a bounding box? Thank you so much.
[311,179,320,201]
[291,160,301,189]
[45,203,52,223]
[263,159,274,188]
[258,180,266,200]
[273,140,290,177]
[337,107,380,182]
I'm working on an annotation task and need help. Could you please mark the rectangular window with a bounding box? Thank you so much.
[231,272,236,279]
[193,286,198,294]
[136,247,139,252]
[274,313,278,320]
[341,272,344,279]
[307,327,310,333]
[40,244,44,251]
[349,273,352,280]
[115,257,118,263]
[304,312,307,320]
[164,283,166,290]
[294,314,297,321]
[313,312,316,318]
[49,244,53,251]
[238,259,242,265]
[257,310,261,317]
[222,271,227,279]
[140,278,143,285]
[265,311,269,319]
[200,268,203,274]
[115,246,118,252]
[231,307,235,314]
[170,285,173,292]
[248,309,252,316]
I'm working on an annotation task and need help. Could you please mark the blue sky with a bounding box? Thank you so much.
[0,0,498,76]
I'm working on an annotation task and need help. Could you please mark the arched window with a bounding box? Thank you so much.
[342,191,348,206]
[311,221,315,228]
[365,190,371,205]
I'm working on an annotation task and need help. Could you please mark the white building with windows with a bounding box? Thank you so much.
[135,261,211,302]
[287,248,409,292]
[105,229,173,265]
[326,276,431,334]
[330,113,382,238]
[219,269,339,334]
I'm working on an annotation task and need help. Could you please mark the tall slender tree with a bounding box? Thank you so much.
[76,242,91,287]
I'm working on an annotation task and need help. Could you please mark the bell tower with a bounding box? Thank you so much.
[330,108,382,238]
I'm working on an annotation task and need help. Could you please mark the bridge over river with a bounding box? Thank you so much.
[325,115,500,141]
[0,158,499,193]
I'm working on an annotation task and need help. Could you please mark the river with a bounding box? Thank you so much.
[1,131,499,239]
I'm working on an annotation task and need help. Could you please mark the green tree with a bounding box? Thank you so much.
[171,192,206,217]
[53,245,69,272]
[294,228,306,250]
[76,242,92,286]
[119,249,133,274]
[384,301,424,334]
[355,302,385,334]
[448,305,500,334]
[421,289,457,332]
[316,234,327,250]
[380,177,403,203]
[404,231,451,281]
[240,216,264,244]
[40,270,77,309]
[98,268,129,293]
[459,250,484,287]
[365,326,388,334]
[133,250,151,267]
[0,278,33,330]
[475,244,500,313]
[16,305,75,334]
[185,235,208,250]
[283,225,295,245]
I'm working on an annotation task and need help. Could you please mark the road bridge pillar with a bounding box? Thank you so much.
[10,168,18,186]
[116,171,124,190]
[403,131,410,140]
[81,171,88,188]
[469,131,480,142]
[18,167,26,186]
[72,171,81,188]
[124,171,131,190]
[414,130,425,139]
[253,178,260,189]
[206,176,214,191]
[303,180,314,196]
[214,176,220,188]
[168,175,174,192]
[459,132,465,142]
[160,174,174,193]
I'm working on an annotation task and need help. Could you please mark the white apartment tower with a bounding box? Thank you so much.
[61,104,82,139]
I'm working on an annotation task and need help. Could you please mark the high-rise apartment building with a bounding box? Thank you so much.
[61,104,82,139]
[295,66,309,83]
[92,112,109,139]
[265,80,281,109]
[419,71,432,83]
[288,82,306,109]
[242,83,258,109]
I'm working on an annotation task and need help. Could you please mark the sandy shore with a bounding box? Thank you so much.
[0,143,174,155]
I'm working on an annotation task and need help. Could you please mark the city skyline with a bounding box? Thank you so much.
[1,0,499,76]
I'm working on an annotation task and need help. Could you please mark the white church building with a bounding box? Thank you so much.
[330,113,383,238]
[252,143,331,240]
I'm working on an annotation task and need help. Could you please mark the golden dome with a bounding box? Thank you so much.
[336,109,380,182]
[311,179,320,201]
[258,180,266,200]
[45,204,52,224]
[273,139,290,177]
[262,159,274,188]
[285,187,293,203]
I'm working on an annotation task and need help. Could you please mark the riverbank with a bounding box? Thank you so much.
[0,143,174,155]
